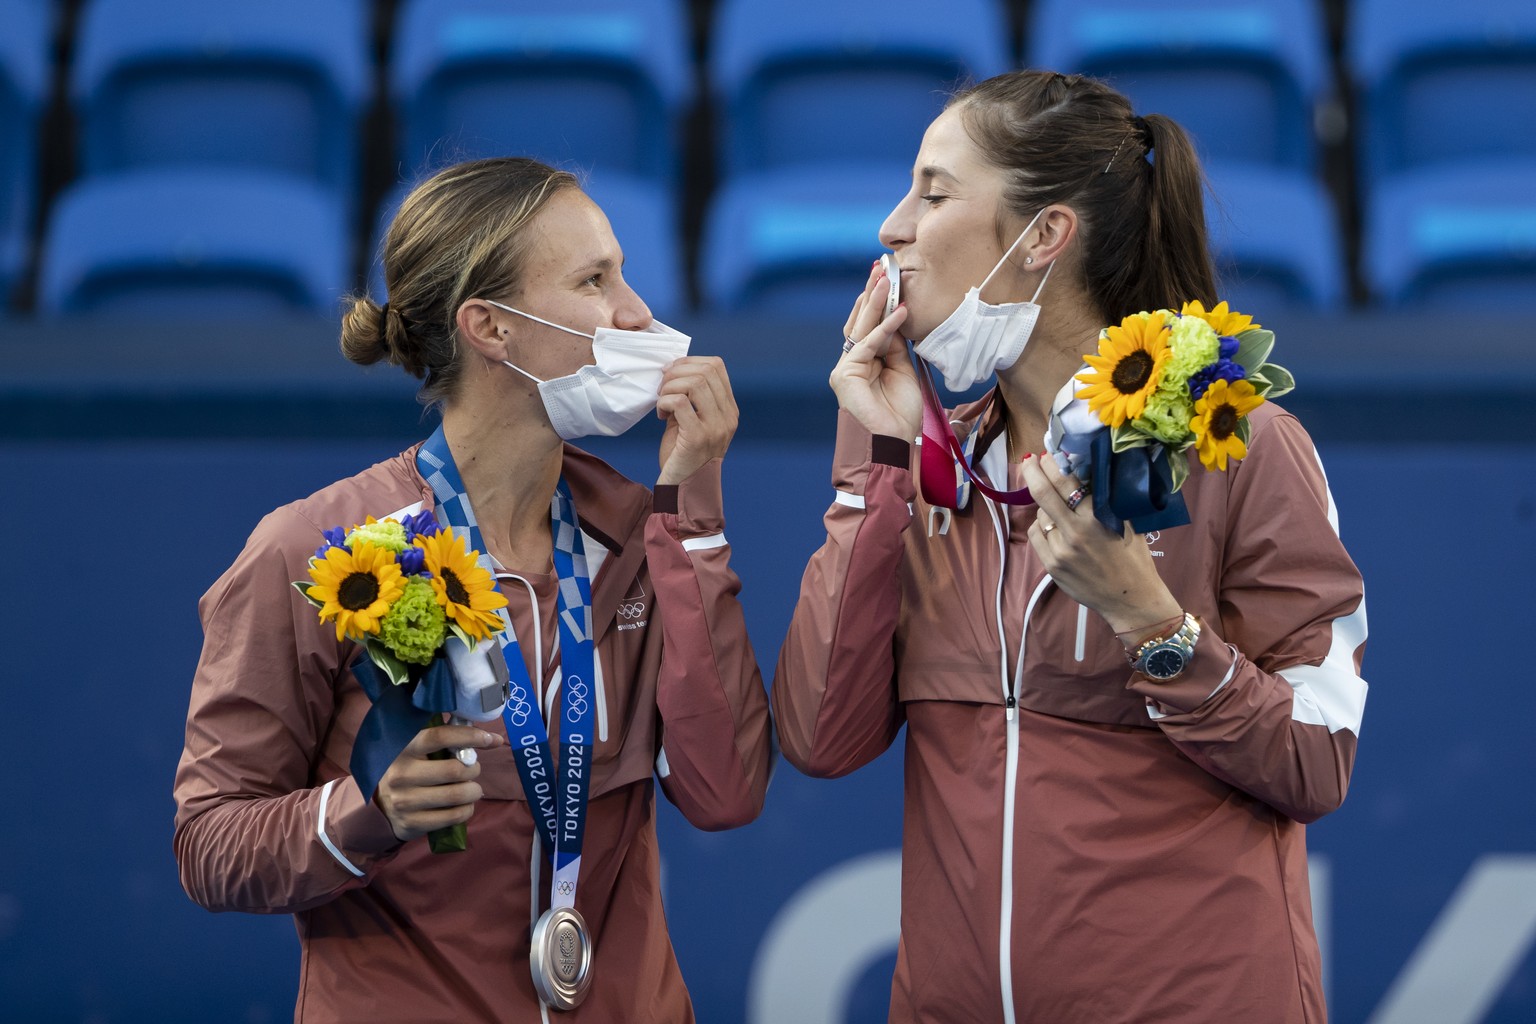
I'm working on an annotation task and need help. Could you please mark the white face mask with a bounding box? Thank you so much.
[487,299,691,440]
[912,208,1053,391]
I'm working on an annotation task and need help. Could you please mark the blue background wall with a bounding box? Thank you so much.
[3,312,1534,1023]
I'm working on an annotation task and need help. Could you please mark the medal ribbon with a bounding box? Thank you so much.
[417,428,595,911]
[909,343,1034,509]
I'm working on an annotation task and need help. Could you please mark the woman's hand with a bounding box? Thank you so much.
[656,355,739,485]
[374,721,503,843]
[830,263,920,440]
[1017,453,1183,635]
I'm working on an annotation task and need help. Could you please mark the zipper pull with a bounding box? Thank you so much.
[1005,695,1016,721]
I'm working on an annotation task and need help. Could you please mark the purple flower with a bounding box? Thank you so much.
[1188,358,1248,400]
[314,526,349,560]
[402,509,442,541]
[397,546,427,576]
[1218,335,1239,360]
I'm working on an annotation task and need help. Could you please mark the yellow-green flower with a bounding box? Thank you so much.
[1165,314,1221,383]
[346,516,408,553]
[1181,299,1258,337]
[379,576,446,665]
[415,530,509,642]
[1134,383,1197,445]
[306,541,406,642]
[1076,311,1172,427]
[1191,378,1265,471]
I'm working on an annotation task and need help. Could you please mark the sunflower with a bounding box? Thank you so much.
[306,541,406,642]
[1180,299,1258,337]
[415,530,509,642]
[1190,378,1265,471]
[1076,311,1172,427]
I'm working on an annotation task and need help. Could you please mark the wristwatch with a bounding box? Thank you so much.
[1128,613,1201,681]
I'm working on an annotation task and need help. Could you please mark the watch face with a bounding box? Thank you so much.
[1144,647,1186,680]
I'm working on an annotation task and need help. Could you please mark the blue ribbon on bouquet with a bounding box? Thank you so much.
[348,651,461,802]
[1059,427,1190,535]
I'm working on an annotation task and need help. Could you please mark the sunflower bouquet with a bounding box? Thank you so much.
[1050,300,1293,532]
[294,509,509,851]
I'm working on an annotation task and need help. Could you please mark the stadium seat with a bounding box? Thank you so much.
[1362,158,1536,308]
[368,171,684,321]
[391,0,691,182]
[1350,0,1536,186]
[710,0,1010,177]
[1203,161,1344,311]
[0,0,50,306]
[39,169,350,316]
[70,0,369,192]
[1027,0,1330,172]
[700,163,907,315]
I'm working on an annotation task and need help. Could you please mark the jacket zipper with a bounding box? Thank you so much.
[984,491,1055,1024]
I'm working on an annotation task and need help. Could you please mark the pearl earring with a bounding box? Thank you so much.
[1024,256,1034,264]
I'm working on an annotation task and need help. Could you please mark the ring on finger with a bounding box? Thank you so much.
[1066,486,1089,511]
[1040,519,1056,535]
[842,335,856,353]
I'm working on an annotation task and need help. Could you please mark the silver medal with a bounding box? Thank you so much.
[530,906,593,1011]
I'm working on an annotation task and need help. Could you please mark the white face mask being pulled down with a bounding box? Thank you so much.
[912,208,1053,391]
[487,299,691,440]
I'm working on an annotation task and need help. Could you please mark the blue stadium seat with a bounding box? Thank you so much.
[1351,0,1536,186]
[71,0,369,192]
[369,171,683,322]
[1027,0,1330,172]
[1203,161,1344,312]
[0,0,49,305]
[1363,158,1536,308]
[39,169,350,316]
[701,164,907,315]
[710,0,1011,176]
[391,0,691,182]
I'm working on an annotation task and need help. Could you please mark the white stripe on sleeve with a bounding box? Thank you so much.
[833,489,866,509]
[317,780,365,878]
[1279,596,1369,735]
[681,533,727,552]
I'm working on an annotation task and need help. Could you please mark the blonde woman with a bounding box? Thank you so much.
[175,157,772,1022]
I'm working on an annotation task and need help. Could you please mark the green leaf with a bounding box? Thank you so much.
[1168,448,1190,492]
[292,580,314,599]
[1233,329,1275,372]
[1258,362,1295,400]
[1247,369,1274,398]
[367,641,411,687]
[1237,417,1252,448]
[448,623,476,650]
[1110,425,1155,453]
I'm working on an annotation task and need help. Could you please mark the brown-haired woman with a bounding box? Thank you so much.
[174,157,772,1022]
[774,71,1366,1023]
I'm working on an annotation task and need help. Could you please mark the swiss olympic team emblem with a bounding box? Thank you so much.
[565,676,590,722]
[616,579,648,628]
[505,679,533,727]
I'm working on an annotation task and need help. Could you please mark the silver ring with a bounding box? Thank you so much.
[842,336,856,353]
[1066,486,1089,511]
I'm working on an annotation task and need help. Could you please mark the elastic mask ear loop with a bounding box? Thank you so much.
[483,298,595,340]
[978,208,1052,303]
[485,298,593,385]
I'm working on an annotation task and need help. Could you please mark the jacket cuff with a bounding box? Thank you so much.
[322,777,402,871]
[1125,629,1236,716]
[654,458,724,537]
[871,434,911,467]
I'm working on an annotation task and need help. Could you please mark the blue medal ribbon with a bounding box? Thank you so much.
[417,428,595,902]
